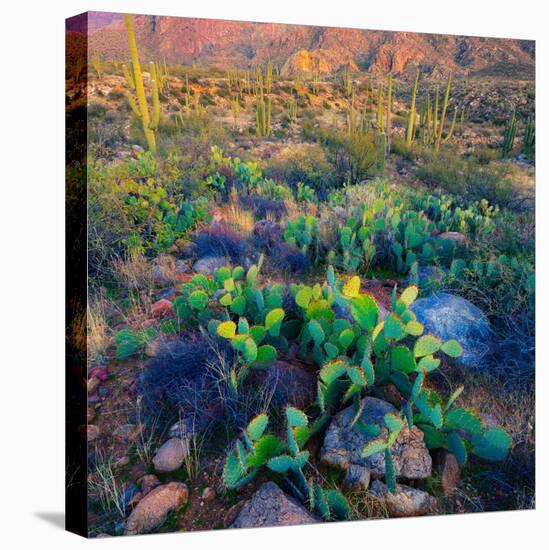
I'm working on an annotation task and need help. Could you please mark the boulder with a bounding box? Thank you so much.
[152,438,189,473]
[124,482,189,536]
[369,480,437,517]
[247,360,316,408]
[231,482,319,528]
[410,292,491,367]
[193,255,228,274]
[320,397,431,481]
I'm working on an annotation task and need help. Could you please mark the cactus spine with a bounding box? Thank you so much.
[123,14,158,153]
[406,71,420,146]
[501,110,517,158]
[435,73,452,153]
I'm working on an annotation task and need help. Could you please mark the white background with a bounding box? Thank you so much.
[0,0,545,547]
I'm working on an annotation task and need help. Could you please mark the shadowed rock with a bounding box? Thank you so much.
[320,397,432,480]
[231,482,319,528]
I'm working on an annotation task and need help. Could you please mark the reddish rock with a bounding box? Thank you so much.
[150,299,174,318]
[124,482,189,535]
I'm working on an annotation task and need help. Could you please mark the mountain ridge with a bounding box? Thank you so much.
[73,12,534,77]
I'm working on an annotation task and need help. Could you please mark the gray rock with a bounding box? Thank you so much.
[193,255,228,274]
[369,480,437,517]
[410,292,492,367]
[320,397,431,481]
[152,438,189,473]
[231,482,319,528]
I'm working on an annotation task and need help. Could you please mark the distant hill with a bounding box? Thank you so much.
[71,11,534,78]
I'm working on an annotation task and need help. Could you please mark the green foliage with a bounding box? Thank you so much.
[114,327,158,360]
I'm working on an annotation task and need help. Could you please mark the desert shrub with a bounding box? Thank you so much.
[192,226,250,265]
[137,335,234,427]
[160,113,229,194]
[267,242,311,275]
[469,146,500,165]
[390,135,419,161]
[239,195,287,220]
[416,152,515,205]
[315,127,377,185]
[87,152,211,282]
[263,143,334,190]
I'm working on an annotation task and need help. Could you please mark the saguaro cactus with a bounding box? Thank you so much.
[406,71,420,146]
[501,110,517,158]
[386,74,392,152]
[435,73,452,153]
[123,14,158,153]
[523,114,535,156]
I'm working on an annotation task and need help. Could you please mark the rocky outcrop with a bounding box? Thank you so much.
[320,397,432,481]
[231,482,319,528]
[410,293,491,367]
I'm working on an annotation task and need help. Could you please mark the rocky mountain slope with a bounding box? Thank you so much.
[70,12,534,77]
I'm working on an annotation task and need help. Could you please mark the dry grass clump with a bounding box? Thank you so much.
[87,295,110,365]
[112,252,155,294]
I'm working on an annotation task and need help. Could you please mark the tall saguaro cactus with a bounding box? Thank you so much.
[123,14,158,153]
[386,74,392,152]
[406,71,420,146]
[435,73,452,153]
